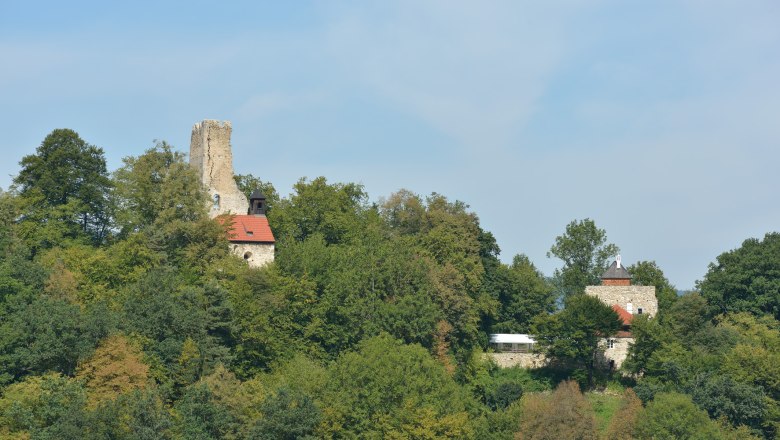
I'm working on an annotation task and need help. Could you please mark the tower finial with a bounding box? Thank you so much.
[616,255,622,268]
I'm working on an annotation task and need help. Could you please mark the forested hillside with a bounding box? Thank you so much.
[1,130,779,439]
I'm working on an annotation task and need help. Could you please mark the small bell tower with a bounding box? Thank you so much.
[248,190,267,216]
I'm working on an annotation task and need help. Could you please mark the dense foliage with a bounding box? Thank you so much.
[1,129,779,438]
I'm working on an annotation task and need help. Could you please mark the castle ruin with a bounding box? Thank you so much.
[189,120,275,268]
[190,120,249,217]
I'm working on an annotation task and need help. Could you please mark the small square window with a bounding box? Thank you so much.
[638,308,643,314]
[607,339,615,349]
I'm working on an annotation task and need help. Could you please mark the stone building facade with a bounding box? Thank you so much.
[189,120,275,268]
[488,256,657,370]
[585,285,658,317]
[586,256,657,369]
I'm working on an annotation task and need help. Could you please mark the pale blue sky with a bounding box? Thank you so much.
[2,1,778,289]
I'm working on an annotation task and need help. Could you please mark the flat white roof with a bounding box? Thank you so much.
[489,333,536,344]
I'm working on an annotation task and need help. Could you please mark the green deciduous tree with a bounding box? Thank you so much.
[0,295,107,385]
[484,254,556,334]
[623,315,671,376]
[112,141,210,238]
[234,173,280,213]
[532,294,623,387]
[634,392,723,440]
[120,269,231,392]
[249,386,321,440]
[699,232,780,320]
[688,374,766,432]
[0,373,88,440]
[13,129,113,248]
[174,383,239,440]
[320,334,472,438]
[270,177,367,245]
[87,388,173,440]
[627,260,678,312]
[548,218,619,297]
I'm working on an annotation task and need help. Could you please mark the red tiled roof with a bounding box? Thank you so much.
[219,215,275,243]
[612,304,634,326]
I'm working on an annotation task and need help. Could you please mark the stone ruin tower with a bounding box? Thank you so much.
[190,120,249,217]
[585,255,657,369]
[190,120,275,268]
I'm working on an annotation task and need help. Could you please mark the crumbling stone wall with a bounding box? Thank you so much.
[585,285,658,317]
[231,243,275,268]
[190,120,248,218]
[486,353,548,369]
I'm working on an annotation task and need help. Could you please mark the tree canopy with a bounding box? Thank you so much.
[3,130,780,438]
[13,129,112,249]
[699,232,780,319]
[548,218,619,297]
[532,294,623,387]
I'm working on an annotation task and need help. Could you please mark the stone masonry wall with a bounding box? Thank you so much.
[231,243,275,268]
[585,285,658,317]
[190,120,249,218]
[598,337,633,369]
[487,353,548,369]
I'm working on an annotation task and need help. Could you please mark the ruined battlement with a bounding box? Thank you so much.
[190,120,248,217]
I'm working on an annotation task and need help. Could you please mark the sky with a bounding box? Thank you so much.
[1,1,778,289]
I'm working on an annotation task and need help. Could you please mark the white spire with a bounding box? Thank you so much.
[616,254,622,268]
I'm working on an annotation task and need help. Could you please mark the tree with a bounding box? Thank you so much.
[548,218,619,297]
[174,383,238,440]
[13,129,112,247]
[627,260,678,312]
[76,334,150,407]
[516,381,598,440]
[87,388,173,440]
[269,176,367,245]
[0,295,104,384]
[634,392,723,440]
[234,173,280,214]
[688,374,766,432]
[319,334,472,438]
[112,142,209,236]
[698,232,780,319]
[0,373,88,440]
[532,294,623,387]
[249,386,321,440]
[622,315,671,376]
[120,269,231,392]
[485,254,556,334]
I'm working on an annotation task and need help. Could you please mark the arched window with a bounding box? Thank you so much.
[213,194,220,209]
